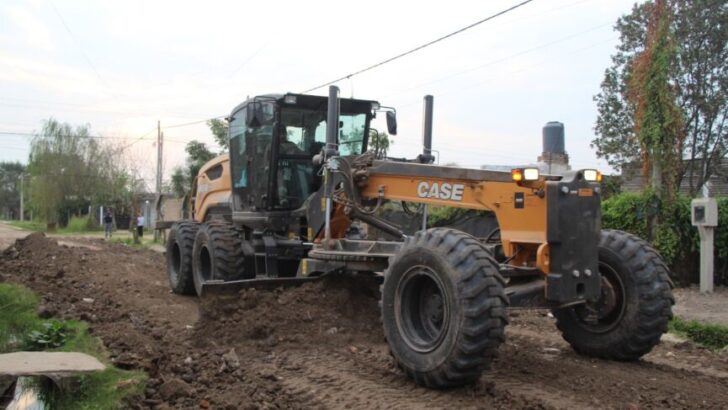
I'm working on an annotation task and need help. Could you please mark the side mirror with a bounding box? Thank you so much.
[386,111,397,135]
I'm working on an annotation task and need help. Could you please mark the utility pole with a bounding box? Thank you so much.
[156,120,162,195]
[19,174,24,221]
[154,121,164,241]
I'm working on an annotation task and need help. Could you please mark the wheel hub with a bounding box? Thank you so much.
[576,262,626,332]
[396,266,449,353]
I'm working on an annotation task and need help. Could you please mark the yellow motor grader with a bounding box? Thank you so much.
[166,87,674,388]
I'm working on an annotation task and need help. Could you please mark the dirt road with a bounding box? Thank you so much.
[0,222,29,250]
[1,226,727,409]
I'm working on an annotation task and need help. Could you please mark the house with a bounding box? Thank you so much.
[620,159,728,195]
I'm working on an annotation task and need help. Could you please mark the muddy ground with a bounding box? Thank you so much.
[1,231,728,409]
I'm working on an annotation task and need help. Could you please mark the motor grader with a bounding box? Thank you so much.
[166,87,674,389]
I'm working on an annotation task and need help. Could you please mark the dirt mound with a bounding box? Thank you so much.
[196,274,383,349]
[2,232,84,281]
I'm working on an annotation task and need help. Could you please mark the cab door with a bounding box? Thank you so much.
[229,100,277,212]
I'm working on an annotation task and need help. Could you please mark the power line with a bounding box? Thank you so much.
[301,0,536,93]
[385,21,612,98]
[48,0,108,89]
[161,117,224,130]
[389,34,617,110]
[0,131,150,140]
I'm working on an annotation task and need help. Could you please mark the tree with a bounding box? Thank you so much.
[27,118,137,225]
[628,0,684,199]
[592,0,727,195]
[370,130,392,159]
[170,140,217,197]
[0,162,26,219]
[207,119,229,152]
[28,119,99,224]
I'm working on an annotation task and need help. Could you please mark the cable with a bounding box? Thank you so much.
[301,0,536,93]
[115,127,158,152]
[161,117,226,130]
[0,131,150,140]
[48,0,108,89]
[386,21,612,98]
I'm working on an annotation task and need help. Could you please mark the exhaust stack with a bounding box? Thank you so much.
[325,86,340,157]
[419,95,435,164]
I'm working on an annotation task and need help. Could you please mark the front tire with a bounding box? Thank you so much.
[192,222,252,296]
[381,228,508,389]
[553,229,674,360]
[166,221,199,295]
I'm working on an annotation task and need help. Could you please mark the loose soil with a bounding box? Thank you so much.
[674,286,728,326]
[1,231,728,409]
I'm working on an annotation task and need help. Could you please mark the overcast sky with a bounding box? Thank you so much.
[0,0,640,187]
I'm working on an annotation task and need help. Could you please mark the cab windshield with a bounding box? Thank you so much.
[280,108,367,156]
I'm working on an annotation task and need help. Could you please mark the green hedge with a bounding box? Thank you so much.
[602,192,728,285]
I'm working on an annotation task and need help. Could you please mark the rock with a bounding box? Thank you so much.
[199,399,211,408]
[349,346,359,354]
[79,312,94,322]
[152,329,164,340]
[5,247,18,259]
[184,356,193,365]
[37,304,55,319]
[222,348,240,369]
[542,347,560,354]
[259,369,278,381]
[82,298,94,303]
[158,378,193,401]
[325,327,338,335]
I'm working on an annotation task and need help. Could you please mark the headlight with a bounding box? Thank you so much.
[512,167,539,182]
[583,169,602,182]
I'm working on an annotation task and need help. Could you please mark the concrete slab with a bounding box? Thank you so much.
[0,352,104,377]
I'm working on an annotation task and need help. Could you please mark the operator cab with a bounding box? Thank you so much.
[228,93,379,217]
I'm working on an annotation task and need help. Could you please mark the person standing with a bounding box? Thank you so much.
[103,210,114,239]
[136,213,145,238]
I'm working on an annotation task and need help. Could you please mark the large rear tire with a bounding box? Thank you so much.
[381,228,508,389]
[553,229,674,360]
[166,221,199,295]
[192,222,252,296]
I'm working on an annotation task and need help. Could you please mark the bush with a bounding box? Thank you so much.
[602,192,728,285]
[27,321,68,350]
[62,216,98,233]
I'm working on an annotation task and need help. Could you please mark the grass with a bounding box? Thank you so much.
[44,366,145,410]
[7,220,47,232]
[669,317,728,350]
[0,283,43,352]
[0,283,146,408]
[110,234,159,249]
[7,217,103,234]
